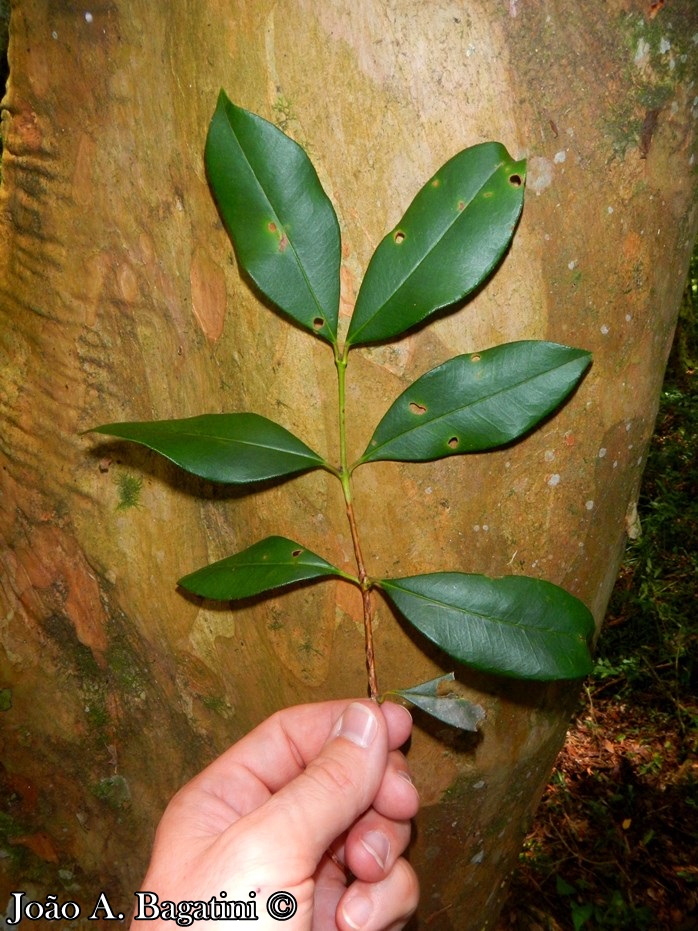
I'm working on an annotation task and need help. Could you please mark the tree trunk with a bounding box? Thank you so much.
[1,0,695,927]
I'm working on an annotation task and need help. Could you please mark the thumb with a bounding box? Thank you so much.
[260,701,389,870]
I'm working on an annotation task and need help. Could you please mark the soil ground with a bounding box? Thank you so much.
[496,688,697,930]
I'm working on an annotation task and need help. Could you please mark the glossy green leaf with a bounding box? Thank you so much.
[89,413,326,484]
[205,91,341,345]
[345,143,526,347]
[178,535,350,600]
[383,673,485,731]
[380,573,594,681]
[359,341,592,464]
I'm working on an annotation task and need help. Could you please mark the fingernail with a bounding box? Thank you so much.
[398,768,420,804]
[398,768,415,788]
[337,702,378,748]
[341,893,372,930]
[361,829,390,871]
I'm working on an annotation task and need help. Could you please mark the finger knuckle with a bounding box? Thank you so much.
[304,754,360,798]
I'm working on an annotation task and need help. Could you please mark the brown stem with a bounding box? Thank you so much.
[335,348,379,701]
[345,496,379,700]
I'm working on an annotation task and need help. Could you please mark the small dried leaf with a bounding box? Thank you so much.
[384,673,485,731]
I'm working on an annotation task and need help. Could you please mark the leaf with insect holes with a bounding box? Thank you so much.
[178,536,352,600]
[89,413,326,484]
[358,341,591,464]
[380,573,594,681]
[384,673,485,731]
[205,91,341,345]
[345,143,526,348]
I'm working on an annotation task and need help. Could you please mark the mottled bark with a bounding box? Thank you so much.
[1,0,696,927]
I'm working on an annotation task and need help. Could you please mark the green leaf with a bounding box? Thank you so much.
[205,91,341,345]
[555,876,577,897]
[383,673,485,731]
[359,341,591,464]
[571,901,594,931]
[380,573,594,681]
[178,535,350,601]
[346,143,526,347]
[89,413,326,484]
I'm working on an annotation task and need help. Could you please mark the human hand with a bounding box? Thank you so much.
[132,699,419,930]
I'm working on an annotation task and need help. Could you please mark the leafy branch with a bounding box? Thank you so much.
[89,91,594,729]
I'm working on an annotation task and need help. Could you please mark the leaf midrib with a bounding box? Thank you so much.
[211,559,335,572]
[384,578,581,640]
[129,429,322,462]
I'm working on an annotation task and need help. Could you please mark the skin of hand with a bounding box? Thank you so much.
[132,699,420,931]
